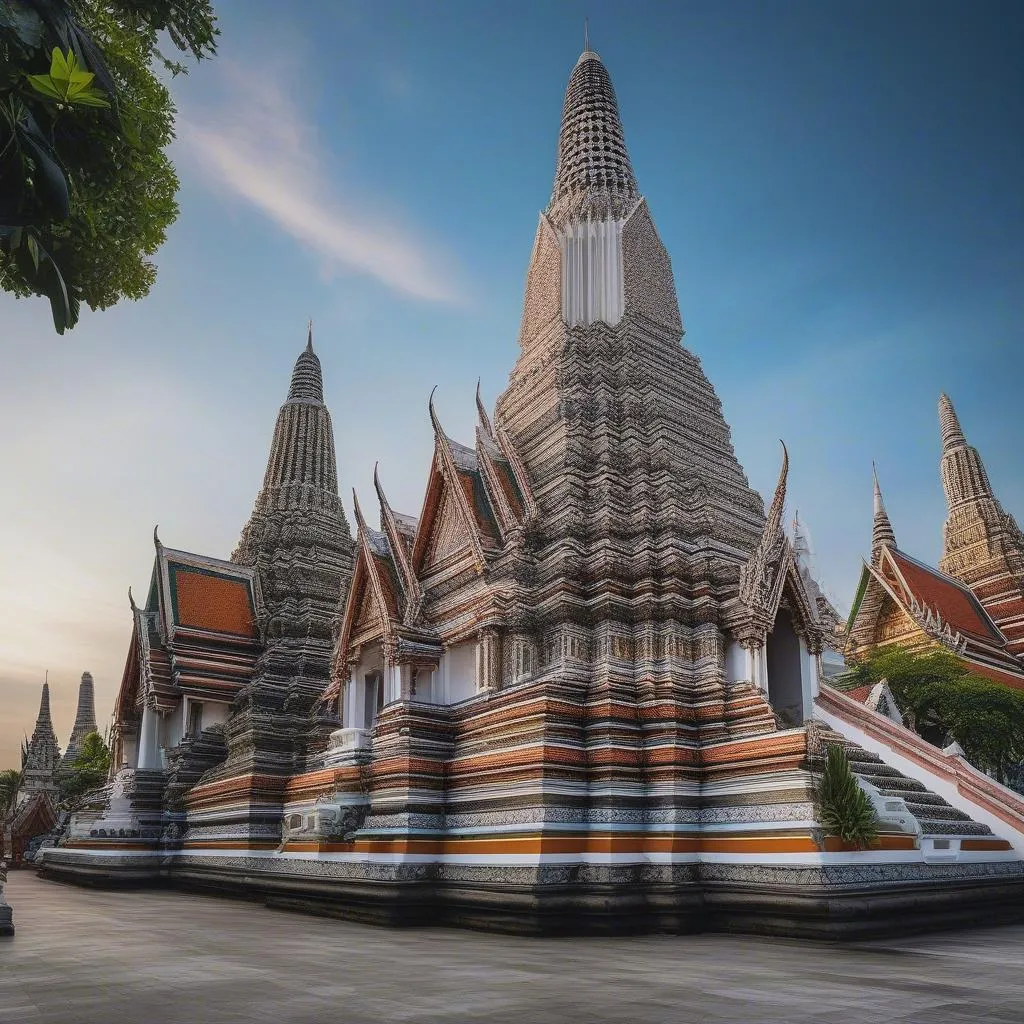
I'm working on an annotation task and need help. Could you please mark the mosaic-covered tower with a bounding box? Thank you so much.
[58,672,96,773]
[20,681,61,796]
[938,394,1024,659]
[191,327,355,844]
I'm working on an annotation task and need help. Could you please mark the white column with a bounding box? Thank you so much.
[136,704,162,771]
[752,645,769,694]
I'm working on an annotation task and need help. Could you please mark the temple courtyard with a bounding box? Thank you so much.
[0,873,1021,1023]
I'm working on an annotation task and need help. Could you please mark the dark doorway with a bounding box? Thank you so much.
[766,608,803,726]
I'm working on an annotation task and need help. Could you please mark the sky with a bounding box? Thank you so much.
[1,0,1022,768]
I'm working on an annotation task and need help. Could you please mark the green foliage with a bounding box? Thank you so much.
[0,769,22,816]
[0,0,218,332]
[59,730,111,803]
[27,46,109,106]
[849,645,1024,787]
[818,743,878,849]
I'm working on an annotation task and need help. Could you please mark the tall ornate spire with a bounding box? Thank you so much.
[59,672,97,772]
[937,393,1024,656]
[18,680,61,799]
[251,327,337,509]
[233,324,354,656]
[938,393,992,508]
[871,463,897,564]
[548,47,638,224]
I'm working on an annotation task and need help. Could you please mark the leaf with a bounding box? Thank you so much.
[67,89,110,109]
[50,47,72,83]
[26,74,66,102]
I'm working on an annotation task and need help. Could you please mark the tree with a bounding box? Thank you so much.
[848,645,1024,788]
[0,769,22,816]
[0,0,217,332]
[58,730,110,803]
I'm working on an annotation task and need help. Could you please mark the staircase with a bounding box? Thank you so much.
[811,726,994,838]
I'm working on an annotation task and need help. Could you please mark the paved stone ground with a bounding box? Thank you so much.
[2,873,1023,1024]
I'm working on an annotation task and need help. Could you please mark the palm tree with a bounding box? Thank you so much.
[0,770,22,817]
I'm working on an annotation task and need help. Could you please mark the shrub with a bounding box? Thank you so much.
[818,743,878,849]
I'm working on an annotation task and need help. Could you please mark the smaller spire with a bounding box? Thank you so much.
[939,393,966,452]
[583,17,590,54]
[306,319,314,353]
[871,462,897,563]
[35,680,53,731]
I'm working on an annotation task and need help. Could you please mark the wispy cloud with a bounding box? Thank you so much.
[178,62,462,304]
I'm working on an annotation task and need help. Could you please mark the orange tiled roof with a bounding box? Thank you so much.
[890,550,1001,642]
[174,569,256,637]
[845,684,875,705]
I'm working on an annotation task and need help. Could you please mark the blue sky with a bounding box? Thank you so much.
[1,0,1022,764]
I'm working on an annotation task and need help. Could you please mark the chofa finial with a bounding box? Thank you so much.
[153,524,162,549]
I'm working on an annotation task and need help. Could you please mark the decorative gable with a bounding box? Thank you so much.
[425,488,472,568]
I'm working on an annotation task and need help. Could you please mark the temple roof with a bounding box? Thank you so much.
[160,548,259,639]
[548,48,638,222]
[887,549,1001,644]
[115,540,263,719]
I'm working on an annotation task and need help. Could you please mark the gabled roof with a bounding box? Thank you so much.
[887,549,1002,643]
[845,546,1024,689]
[114,535,263,722]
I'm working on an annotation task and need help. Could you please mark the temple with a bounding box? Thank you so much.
[846,404,1024,690]
[2,681,60,865]
[38,47,1024,936]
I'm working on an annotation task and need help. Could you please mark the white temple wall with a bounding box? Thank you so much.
[724,639,750,683]
[416,643,478,706]
[446,642,478,704]
[559,216,624,327]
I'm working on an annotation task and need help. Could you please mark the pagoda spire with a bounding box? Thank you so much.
[286,326,324,404]
[548,42,637,224]
[232,323,354,652]
[249,326,337,505]
[938,393,992,507]
[937,393,1024,656]
[939,392,967,453]
[871,463,896,564]
[20,678,61,795]
[35,677,54,732]
[59,671,96,771]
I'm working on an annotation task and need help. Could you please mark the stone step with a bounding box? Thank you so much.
[878,788,946,806]
[813,730,995,838]
[917,818,994,837]
[904,801,972,822]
